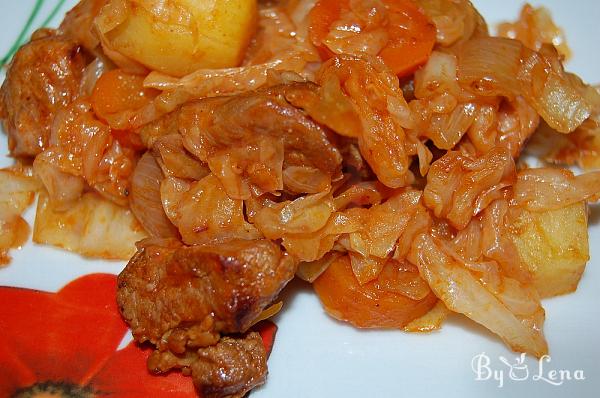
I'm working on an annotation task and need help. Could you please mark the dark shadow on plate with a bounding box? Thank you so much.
[588,203,600,226]
[270,277,312,323]
[276,277,312,304]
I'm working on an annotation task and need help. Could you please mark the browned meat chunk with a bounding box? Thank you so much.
[179,84,343,179]
[117,238,296,345]
[0,31,84,157]
[148,332,267,398]
[118,238,293,397]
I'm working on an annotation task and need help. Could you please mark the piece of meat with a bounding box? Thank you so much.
[283,57,415,188]
[179,84,343,180]
[148,332,267,398]
[119,238,294,397]
[117,238,296,346]
[137,83,343,199]
[0,30,85,157]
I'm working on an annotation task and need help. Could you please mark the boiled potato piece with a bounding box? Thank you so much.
[95,0,257,77]
[510,202,589,298]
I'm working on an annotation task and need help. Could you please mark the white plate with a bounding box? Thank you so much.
[1,1,598,397]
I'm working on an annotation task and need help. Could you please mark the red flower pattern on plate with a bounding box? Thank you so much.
[0,273,277,397]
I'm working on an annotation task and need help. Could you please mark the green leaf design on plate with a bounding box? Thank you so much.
[1,0,68,66]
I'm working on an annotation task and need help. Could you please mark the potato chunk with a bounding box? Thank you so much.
[510,202,589,298]
[95,0,257,77]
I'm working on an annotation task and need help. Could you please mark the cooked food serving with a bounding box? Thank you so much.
[1,0,600,396]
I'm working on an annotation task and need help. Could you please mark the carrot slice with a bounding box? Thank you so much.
[313,255,437,328]
[0,274,128,386]
[91,69,154,150]
[308,0,344,60]
[91,69,157,122]
[308,0,436,77]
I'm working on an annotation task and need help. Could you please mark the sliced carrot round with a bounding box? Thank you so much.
[313,255,438,328]
[308,0,436,77]
[91,69,158,122]
[91,69,156,150]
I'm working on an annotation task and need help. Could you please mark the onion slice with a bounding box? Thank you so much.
[409,233,548,357]
[458,37,592,133]
[130,152,179,238]
[513,168,600,211]
[250,302,284,327]
[403,301,449,333]
[297,251,343,283]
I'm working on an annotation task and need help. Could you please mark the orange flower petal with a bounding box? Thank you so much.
[90,342,198,397]
[0,273,280,397]
[91,321,279,396]
[0,274,128,388]
[253,320,278,358]
[57,273,122,314]
[0,343,36,397]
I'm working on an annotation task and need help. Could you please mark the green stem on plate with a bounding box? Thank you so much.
[1,0,45,66]
[41,0,67,28]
